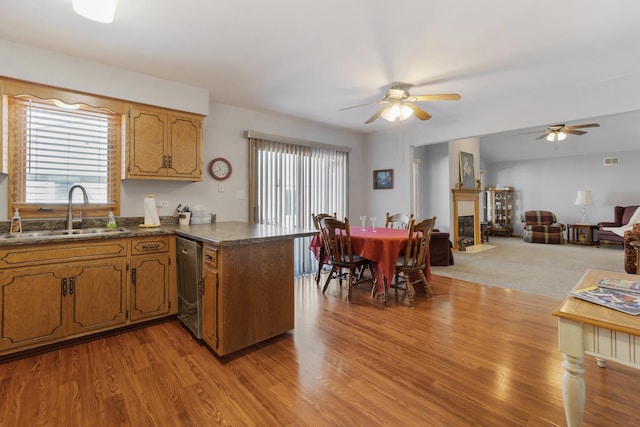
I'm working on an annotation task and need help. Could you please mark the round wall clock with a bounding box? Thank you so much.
[208,157,232,180]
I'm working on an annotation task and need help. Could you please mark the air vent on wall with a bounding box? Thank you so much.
[603,157,620,166]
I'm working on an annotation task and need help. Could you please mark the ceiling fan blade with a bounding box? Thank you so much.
[519,130,545,135]
[405,103,432,121]
[339,100,387,111]
[567,123,599,130]
[565,129,586,136]
[410,94,461,102]
[364,106,386,124]
[536,129,553,140]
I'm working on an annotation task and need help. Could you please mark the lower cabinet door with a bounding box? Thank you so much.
[68,259,128,335]
[202,267,218,350]
[0,265,68,352]
[130,253,171,321]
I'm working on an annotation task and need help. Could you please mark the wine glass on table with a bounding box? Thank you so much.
[370,216,377,232]
[359,215,367,231]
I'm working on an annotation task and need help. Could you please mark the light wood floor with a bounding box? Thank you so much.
[2,274,640,426]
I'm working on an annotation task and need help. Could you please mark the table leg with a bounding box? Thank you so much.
[561,353,585,427]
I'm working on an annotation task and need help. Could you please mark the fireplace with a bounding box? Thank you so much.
[451,188,481,251]
[458,215,475,247]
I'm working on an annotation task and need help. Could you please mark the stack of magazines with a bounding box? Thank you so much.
[569,278,640,315]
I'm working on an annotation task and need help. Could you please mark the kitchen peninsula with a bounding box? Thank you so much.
[174,221,316,356]
[0,220,315,359]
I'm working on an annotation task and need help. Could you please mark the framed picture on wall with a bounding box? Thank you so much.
[459,151,475,188]
[373,169,393,189]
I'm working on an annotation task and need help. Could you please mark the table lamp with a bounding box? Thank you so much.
[574,190,593,224]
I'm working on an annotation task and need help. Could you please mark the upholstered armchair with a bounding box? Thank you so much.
[623,223,640,273]
[521,210,566,244]
[597,205,640,246]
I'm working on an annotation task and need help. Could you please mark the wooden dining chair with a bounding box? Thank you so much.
[385,212,414,229]
[319,216,376,302]
[393,216,436,309]
[311,212,335,285]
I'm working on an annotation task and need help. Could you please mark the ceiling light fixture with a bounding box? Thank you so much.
[381,102,413,122]
[73,0,117,23]
[546,131,567,142]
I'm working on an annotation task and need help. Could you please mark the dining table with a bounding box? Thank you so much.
[309,226,432,303]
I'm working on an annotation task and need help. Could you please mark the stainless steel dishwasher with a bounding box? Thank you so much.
[176,236,203,338]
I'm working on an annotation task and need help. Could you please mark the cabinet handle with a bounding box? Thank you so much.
[205,253,213,261]
[131,268,136,286]
[142,244,160,250]
[69,277,75,295]
[62,278,67,296]
[167,156,172,168]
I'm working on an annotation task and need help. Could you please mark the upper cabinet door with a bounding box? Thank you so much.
[128,107,167,177]
[125,105,203,181]
[166,116,202,179]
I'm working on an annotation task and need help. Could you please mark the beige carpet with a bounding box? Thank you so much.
[431,237,626,300]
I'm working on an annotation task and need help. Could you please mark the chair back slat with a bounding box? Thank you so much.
[401,216,436,268]
[320,217,354,265]
[385,212,414,229]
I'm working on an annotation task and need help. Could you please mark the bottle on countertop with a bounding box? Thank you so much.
[107,211,117,229]
[10,208,22,234]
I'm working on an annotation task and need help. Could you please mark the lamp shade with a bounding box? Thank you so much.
[574,190,593,206]
[73,0,117,23]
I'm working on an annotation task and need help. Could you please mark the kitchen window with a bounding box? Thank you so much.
[5,84,122,218]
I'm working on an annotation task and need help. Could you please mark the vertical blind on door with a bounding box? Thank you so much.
[9,96,120,208]
[248,134,349,275]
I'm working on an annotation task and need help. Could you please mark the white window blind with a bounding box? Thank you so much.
[8,95,120,215]
[248,135,349,275]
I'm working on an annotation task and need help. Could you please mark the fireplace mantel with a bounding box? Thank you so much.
[452,188,481,250]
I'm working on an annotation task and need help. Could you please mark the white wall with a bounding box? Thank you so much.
[121,102,365,222]
[363,69,640,236]
[415,142,450,230]
[0,40,366,222]
[485,150,640,235]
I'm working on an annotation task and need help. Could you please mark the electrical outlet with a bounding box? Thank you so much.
[159,200,169,207]
[218,183,225,192]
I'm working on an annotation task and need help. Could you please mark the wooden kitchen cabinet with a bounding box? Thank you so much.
[202,245,218,349]
[125,105,203,181]
[201,239,295,356]
[0,235,177,356]
[0,249,128,353]
[67,259,128,335]
[129,236,173,321]
[0,264,68,352]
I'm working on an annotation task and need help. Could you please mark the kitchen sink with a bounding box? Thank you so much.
[0,227,129,240]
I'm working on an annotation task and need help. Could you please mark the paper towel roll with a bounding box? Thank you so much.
[143,195,161,226]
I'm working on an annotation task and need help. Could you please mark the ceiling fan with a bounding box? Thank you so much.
[524,123,600,142]
[340,85,461,124]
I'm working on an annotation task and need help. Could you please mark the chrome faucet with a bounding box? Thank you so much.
[67,185,89,230]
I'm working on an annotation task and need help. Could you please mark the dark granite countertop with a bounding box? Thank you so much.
[0,218,316,247]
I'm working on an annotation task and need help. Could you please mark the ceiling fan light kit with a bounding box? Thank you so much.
[381,102,413,122]
[341,85,461,124]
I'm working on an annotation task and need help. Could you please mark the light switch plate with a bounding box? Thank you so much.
[218,183,225,192]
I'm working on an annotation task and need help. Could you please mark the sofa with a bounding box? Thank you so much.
[597,205,640,246]
[521,210,566,244]
[429,229,454,266]
[623,223,640,273]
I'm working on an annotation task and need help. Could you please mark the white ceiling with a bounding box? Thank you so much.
[1,0,640,160]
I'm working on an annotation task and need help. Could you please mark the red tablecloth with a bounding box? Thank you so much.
[309,226,431,293]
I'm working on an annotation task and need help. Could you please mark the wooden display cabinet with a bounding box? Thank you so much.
[485,186,514,236]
